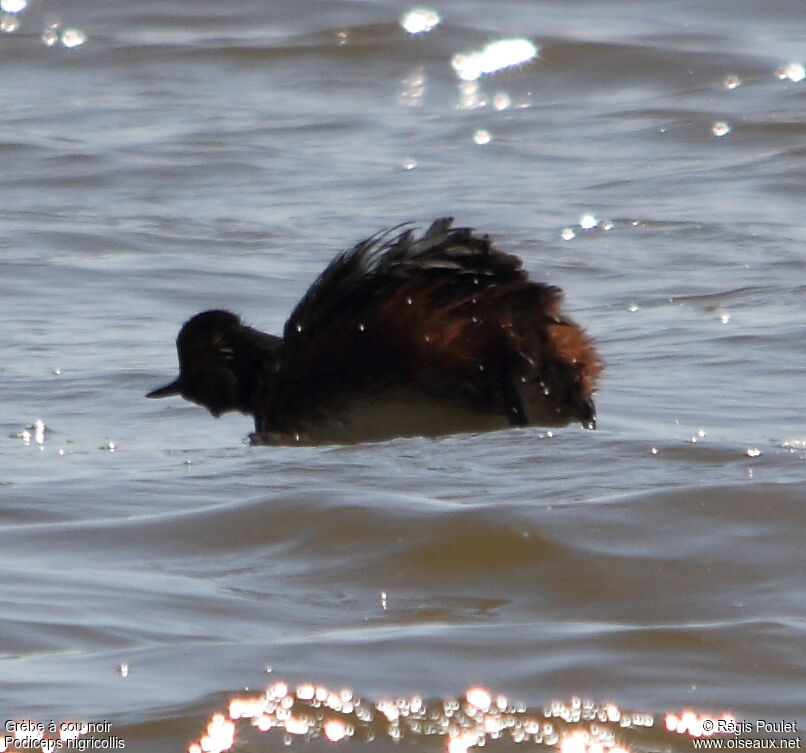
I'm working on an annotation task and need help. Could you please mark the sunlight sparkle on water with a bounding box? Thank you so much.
[458,80,487,109]
[284,716,309,735]
[183,680,738,753]
[60,27,86,47]
[229,696,265,719]
[0,0,25,12]
[580,214,598,230]
[399,67,426,106]
[493,92,512,111]
[296,683,315,701]
[255,715,274,732]
[724,75,741,89]
[401,8,440,34]
[664,711,735,738]
[323,719,348,742]
[711,121,730,137]
[448,733,478,753]
[452,39,538,82]
[466,686,492,711]
[191,713,235,753]
[775,62,805,82]
[473,129,491,145]
[0,13,18,31]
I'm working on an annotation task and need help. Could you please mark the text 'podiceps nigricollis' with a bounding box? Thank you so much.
[147,218,602,444]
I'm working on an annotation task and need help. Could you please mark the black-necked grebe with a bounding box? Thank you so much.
[147,218,601,444]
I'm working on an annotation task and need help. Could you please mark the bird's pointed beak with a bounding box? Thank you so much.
[146,378,183,399]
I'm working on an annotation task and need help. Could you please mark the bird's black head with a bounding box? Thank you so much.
[147,309,280,418]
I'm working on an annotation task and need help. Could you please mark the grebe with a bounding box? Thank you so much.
[147,218,601,444]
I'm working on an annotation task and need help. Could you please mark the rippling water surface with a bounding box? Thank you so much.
[2,1,804,751]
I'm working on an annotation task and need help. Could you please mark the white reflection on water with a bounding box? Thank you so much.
[399,67,426,106]
[0,12,18,32]
[492,92,511,111]
[41,22,59,46]
[579,213,598,230]
[60,27,86,48]
[401,7,440,35]
[0,0,25,13]
[452,39,539,82]
[775,62,805,83]
[458,80,486,109]
[185,681,736,753]
[712,121,731,137]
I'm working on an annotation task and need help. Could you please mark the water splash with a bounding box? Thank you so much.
[779,438,805,452]
[15,419,46,447]
[560,215,613,239]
